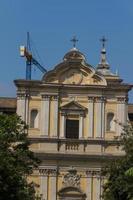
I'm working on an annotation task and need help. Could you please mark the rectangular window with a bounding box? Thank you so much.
[66,119,79,139]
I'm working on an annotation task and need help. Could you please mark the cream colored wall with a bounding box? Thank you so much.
[25,91,125,200]
[27,94,120,140]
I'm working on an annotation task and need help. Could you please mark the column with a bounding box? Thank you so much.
[117,97,127,136]
[95,97,105,138]
[52,96,59,137]
[88,97,94,138]
[40,169,48,200]
[86,171,92,200]
[40,95,50,136]
[79,114,84,138]
[49,169,57,200]
[60,114,66,138]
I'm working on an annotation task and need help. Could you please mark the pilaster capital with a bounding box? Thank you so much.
[61,112,67,116]
[86,170,101,177]
[95,96,106,103]
[17,92,29,99]
[88,96,94,103]
[80,113,85,117]
[117,97,128,103]
[41,95,51,101]
[39,168,57,176]
[52,95,59,101]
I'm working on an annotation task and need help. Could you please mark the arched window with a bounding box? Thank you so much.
[30,109,39,128]
[107,113,115,132]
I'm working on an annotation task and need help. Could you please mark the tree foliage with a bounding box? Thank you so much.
[102,124,133,200]
[0,114,39,200]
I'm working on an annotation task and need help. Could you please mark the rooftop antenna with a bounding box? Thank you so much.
[20,32,47,80]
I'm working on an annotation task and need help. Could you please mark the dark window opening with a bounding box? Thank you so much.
[66,119,79,139]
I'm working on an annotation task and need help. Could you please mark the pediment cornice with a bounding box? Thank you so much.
[60,101,87,112]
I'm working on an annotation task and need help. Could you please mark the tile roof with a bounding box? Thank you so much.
[0,97,16,108]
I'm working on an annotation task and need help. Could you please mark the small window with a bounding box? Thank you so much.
[107,113,115,132]
[66,119,79,139]
[30,109,39,128]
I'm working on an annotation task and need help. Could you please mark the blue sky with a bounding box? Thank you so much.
[0,0,133,101]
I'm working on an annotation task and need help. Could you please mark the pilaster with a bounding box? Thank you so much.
[117,97,127,136]
[86,171,92,200]
[39,168,57,200]
[17,92,29,123]
[86,170,101,200]
[79,114,84,138]
[60,113,66,138]
[95,97,105,138]
[39,169,49,200]
[52,95,59,138]
[40,95,50,136]
[88,97,94,138]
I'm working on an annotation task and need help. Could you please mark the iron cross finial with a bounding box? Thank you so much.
[71,35,78,48]
[100,36,107,48]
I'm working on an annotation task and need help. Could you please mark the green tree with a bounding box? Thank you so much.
[0,114,39,200]
[102,124,133,200]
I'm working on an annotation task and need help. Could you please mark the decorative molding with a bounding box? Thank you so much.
[95,96,106,103]
[41,95,51,100]
[69,96,77,101]
[17,93,29,99]
[117,97,128,103]
[60,101,87,117]
[62,167,81,188]
[52,95,59,101]
[61,112,67,116]
[88,96,94,102]
[86,170,101,177]
[39,168,57,176]
[79,113,85,117]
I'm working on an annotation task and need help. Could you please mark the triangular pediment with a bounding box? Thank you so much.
[61,101,87,111]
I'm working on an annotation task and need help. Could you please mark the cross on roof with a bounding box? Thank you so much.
[71,36,78,48]
[100,36,107,48]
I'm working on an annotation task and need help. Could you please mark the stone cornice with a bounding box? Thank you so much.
[28,137,120,145]
[35,152,123,161]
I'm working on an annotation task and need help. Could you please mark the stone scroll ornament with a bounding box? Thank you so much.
[62,167,81,188]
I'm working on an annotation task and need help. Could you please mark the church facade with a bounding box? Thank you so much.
[14,41,132,200]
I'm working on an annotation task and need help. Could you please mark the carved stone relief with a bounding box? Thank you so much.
[62,168,81,188]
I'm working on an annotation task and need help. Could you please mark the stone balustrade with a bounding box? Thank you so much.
[29,137,124,157]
